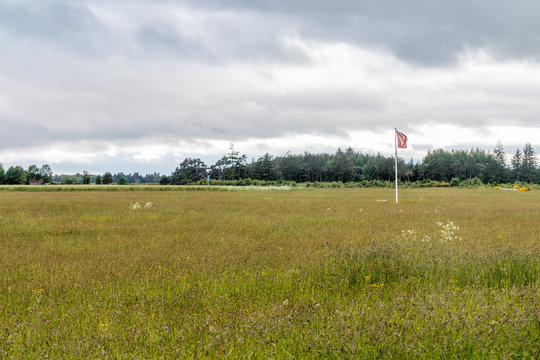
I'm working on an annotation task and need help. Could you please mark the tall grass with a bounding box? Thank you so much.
[0,188,538,358]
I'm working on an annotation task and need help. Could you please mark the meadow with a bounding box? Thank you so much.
[0,187,538,359]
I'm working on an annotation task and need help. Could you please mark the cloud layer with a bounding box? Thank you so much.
[0,0,539,173]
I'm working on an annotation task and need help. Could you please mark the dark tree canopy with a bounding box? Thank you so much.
[102,172,113,184]
[5,166,27,185]
[170,158,207,185]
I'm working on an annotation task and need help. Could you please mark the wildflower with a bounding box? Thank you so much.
[365,275,371,282]
[437,221,461,242]
[131,201,154,210]
[401,229,416,240]
[99,323,109,332]
[130,202,142,210]
[144,202,153,209]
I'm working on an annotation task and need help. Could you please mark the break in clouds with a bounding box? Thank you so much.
[0,0,539,172]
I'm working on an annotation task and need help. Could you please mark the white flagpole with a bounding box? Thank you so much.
[395,128,398,204]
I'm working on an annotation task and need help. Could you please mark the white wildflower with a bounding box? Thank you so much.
[401,229,416,240]
[437,221,462,242]
[130,202,142,210]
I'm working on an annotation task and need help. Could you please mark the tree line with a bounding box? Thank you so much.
[167,142,539,185]
[0,142,538,185]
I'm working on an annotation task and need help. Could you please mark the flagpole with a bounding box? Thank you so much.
[395,128,398,204]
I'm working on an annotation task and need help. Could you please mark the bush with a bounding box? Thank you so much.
[450,177,461,187]
[460,177,484,187]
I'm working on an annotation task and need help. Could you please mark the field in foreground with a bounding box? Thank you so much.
[0,188,538,359]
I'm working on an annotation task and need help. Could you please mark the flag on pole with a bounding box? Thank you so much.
[394,128,408,204]
[396,130,408,149]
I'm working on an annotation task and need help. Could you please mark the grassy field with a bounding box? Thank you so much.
[0,187,538,359]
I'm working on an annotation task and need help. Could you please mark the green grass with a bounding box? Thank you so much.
[0,188,538,358]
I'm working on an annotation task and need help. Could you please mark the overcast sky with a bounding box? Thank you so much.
[1,0,539,174]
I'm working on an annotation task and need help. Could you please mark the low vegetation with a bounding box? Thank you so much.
[0,188,538,358]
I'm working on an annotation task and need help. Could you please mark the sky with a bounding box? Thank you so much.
[1,0,539,174]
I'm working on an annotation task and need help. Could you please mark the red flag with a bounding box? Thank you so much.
[396,130,408,149]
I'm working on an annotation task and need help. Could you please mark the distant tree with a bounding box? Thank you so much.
[82,171,91,184]
[39,164,53,183]
[299,160,311,182]
[450,160,465,180]
[117,176,127,185]
[159,175,169,185]
[27,165,41,180]
[0,164,5,184]
[112,172,126,183]
[95,175,103,185]
[224,143,247,180]
[152,173,162,183]
[251,153,277,181]
[362,156,379,181]
[131,172,142,184]
[492,140,508,183]
[424,149,452,181]
[5,166,27,184]
[209,156,228,180]
[102,172,113,184]
[521,143,537,183]
[170,158,207,185]
[62,175,78,184]
[330,148,354,182]
[277,152,302,182]
[511,149,522,182]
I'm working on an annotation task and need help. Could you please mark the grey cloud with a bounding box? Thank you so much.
[259,89,385,112]
[0,0,310,65]
[1,74,537,153]
[0,1,95,37]
[0,117,52,148]
[3,1,540,66]
[0,1,103,57]
[179,0,540,65]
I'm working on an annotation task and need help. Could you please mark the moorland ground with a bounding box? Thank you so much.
[0,187,538,358]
